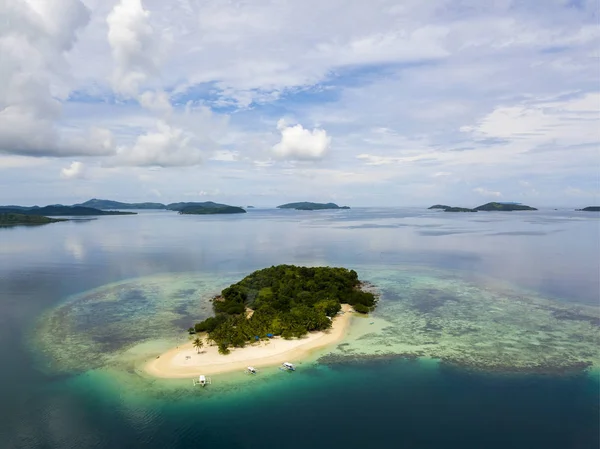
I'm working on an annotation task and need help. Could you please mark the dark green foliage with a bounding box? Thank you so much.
[194,315,227,333]
[474,202,537,211]
[167,201,240,212]
[175,202,246,214]
[0,213,67,226]
[353,304,370,314]
[277,202,350,210]
[444,207,477,212]
[191,265,376,353]
[580,206,600,212]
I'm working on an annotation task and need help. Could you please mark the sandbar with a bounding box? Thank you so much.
[145,304,354,378]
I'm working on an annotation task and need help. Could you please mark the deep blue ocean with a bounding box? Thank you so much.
[0,207,598,449]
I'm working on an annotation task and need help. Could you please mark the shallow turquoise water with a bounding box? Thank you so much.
[0,208,598,448]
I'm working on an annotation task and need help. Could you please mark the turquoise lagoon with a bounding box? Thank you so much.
[0,208,598,448]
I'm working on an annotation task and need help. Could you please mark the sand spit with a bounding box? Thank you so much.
[145,304,354,378]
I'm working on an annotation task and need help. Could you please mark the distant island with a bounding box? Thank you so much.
[0,213,67,227]
[189,265,376,354]
[179,205,246,215]
[246,206,255,209]
[172,201,246,215]
[1,199,249,216]
[0,205,135,216]
[75,199,166,210]
[578,206,600,212]
[277,202,350,211]
[474,202,537,211]
[429,202,537,212]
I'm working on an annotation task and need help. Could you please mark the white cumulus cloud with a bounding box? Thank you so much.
[107,0,166,97]
[60,161,86,179]
[272,119,331,160]
[0,0,116,158]
[115,121,203,167]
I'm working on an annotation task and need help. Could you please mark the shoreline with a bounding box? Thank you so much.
[144,304,355,378]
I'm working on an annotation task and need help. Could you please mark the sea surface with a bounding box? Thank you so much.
[0,207,598,449]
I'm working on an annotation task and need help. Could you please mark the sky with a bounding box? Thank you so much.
[1,0,599,207]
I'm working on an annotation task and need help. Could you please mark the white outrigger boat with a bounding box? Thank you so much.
[280,362,295,371]
[245,366,258,374]
[193,375,211,387]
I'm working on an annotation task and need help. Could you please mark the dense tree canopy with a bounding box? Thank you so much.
[0,213,66,226]
[191,265,376,353]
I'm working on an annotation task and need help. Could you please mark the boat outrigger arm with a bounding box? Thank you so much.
[281,362,296,371]
[193,375,212,386]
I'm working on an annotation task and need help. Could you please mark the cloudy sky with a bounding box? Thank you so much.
[1,0,599,207]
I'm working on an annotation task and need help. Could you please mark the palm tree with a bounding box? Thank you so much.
[193,337,204,353]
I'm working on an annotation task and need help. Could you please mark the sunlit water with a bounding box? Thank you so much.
[0,208,598,448]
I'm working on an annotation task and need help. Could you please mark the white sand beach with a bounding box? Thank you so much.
[145,304,354,378]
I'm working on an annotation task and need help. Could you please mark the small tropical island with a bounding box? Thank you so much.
[174,202,246,215]
[429,202,537,212]
[277,202,350,211]
[577,206,600,212]
[145,265,376,378]
[474,202,537,211]
[0,213,67,227]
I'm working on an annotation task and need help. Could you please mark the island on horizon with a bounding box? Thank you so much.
[145,265,376,378]
[75,198,166,210]
[173,201,246,215]
[75,198,246,214]
[0,205,135,216]
[0,213,68,227]
[429,202,537,212]
[277,202,350,211]
[577,206,600,212]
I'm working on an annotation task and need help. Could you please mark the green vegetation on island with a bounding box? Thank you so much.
[578,206,600,212]
[474,202,537,211]
[429,202,537,212]
[277,202,350,211]
[0,205,135,216]
[444,207,477,212]
[190,265,376,354]
[75,199,166,210]
[0,213,67,227]
[172,201,246,215]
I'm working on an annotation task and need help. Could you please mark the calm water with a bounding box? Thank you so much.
[0,208,598,449]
